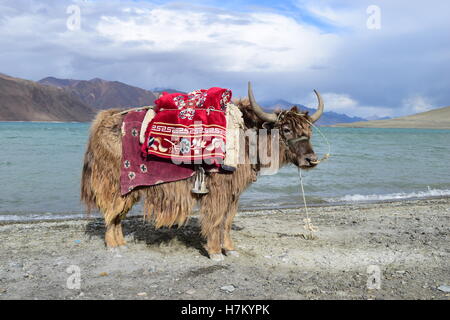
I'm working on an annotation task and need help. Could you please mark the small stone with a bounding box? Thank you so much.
[298,286,319,294]
[143,266,156,275]
[220,285,235,293]
[99,272,108,277]
[396,270,406,274]
[185,289,196,295]
[336,291,348,297]
[9,262,23,268]
[437,285,450,293]
[137,292,147,296]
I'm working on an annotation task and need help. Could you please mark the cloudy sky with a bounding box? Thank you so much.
[1,0,449,118]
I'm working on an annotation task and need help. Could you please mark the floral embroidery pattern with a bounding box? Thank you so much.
[173,95,186,109]
[179,138,191,154]
[186,90,207,108]
[147,137,155,148]
[221,90,231,110]
[178,108,196,120]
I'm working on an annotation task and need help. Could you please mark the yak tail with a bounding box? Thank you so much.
[80,141,97,214]
[80,109,125,216]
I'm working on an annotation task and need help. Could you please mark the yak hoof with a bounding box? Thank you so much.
[119,245,128,251]
[209,253,225,262]
[225,250,240,258]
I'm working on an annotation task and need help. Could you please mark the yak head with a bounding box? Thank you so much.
[247,82,324,169]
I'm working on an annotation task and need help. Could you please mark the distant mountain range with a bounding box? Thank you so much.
[261,99,366,126]
[152,87,187,95]
[0,74,95,121]
[365,115,391,121]
[1,73,374,124]
[39,77,157,109]
[332,106,450,129]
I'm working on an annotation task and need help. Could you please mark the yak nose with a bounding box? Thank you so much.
[306,155,319,166]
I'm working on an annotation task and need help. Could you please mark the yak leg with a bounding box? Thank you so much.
[103,192,140,249]
[200,168,250,261]
[200,172,241,261]
[206,229,224,262]
[222,199,239,256]
[113,216,126,247]
[105,223,118,248]
[200,206,225,261]
[105,213,122,249]
[105,216,126,250]
[200,192,227,261]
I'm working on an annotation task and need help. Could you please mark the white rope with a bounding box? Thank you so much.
[297,121,331,240]
[298,168,318,240]
[305,118,331,164]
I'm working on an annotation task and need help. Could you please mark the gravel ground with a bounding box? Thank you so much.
[0,198,449,300]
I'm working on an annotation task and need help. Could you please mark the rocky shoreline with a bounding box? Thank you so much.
[0,198,449,300]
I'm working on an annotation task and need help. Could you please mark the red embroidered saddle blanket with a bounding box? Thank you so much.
[120,109,226,195]
[120,110,196,195]
[141,87,231,164]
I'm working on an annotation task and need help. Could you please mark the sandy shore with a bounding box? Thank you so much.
[0,198,449,300]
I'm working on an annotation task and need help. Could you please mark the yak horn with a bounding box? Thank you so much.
[309,89,324,123]
[248,81,277,123]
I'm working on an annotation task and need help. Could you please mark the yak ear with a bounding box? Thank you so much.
[290,106,299,112]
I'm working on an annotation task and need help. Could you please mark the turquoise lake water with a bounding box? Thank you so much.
[1,122,449,221]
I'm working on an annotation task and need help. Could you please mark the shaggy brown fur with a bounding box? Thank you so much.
[81,99,317,257]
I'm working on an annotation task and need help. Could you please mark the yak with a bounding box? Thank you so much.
[81,82,324,261]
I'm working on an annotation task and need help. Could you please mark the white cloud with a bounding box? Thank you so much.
[0,0,449,118]
[401,95,433,115]
[96,8,340,73]
[305,92,393,118]
[301,2,364,28]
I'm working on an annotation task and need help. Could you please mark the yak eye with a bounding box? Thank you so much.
[282,127,291,134]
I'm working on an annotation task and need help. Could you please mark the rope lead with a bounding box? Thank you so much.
[298,121,331,240]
